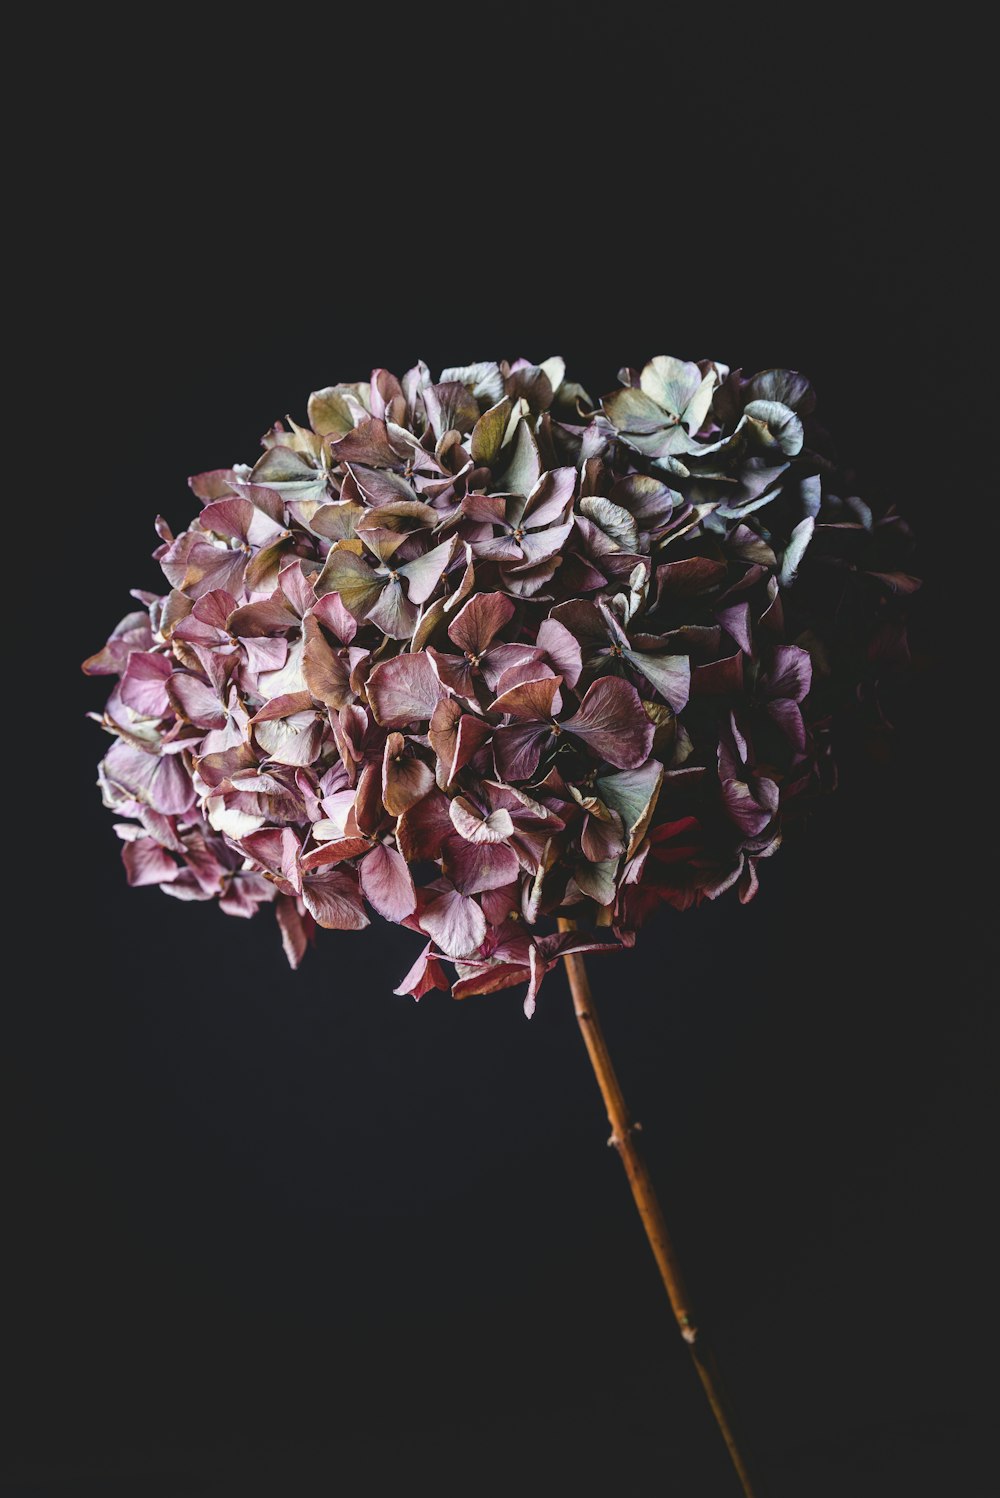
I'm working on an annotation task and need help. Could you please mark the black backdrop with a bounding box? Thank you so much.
[14,15,994,1497]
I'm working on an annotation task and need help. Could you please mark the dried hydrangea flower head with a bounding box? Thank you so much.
[84,355,919,1014]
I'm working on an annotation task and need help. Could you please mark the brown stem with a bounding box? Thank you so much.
[558,918,761,1498]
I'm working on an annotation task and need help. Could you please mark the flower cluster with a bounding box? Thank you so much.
[85,356,918,1012]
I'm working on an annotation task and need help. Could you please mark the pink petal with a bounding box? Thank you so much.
[167,673,227,729]
[102,741,196,816]
[393,942,449,1000]
[120,652,173,717]
[301,869,370,930]
[449,796,515,844]
[360,842,417,921]
[241,826,301,892]
[312,591,357,644]
[418,888,487,958]
[121,837,179,887]
[275,895,313,969]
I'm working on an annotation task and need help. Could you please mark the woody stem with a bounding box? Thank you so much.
[558,917,761,1498]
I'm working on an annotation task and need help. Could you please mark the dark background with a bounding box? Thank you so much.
[13,13,994,1496]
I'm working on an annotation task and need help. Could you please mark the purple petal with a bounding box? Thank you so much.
[444,837,521,896]
[395,789,454,862]
[521,466,576,527]
[562,679,654,769]
[493,723,550,781]
[366,580,418,640]
[624,649,691,712]
[367,651,447,729]
[765,644,812,703]
[331,418,402,469]
[489,674,562,723]
[397,537,457,606]
[717,603,753,655]
[447,591,515,657]
[275,895,313,969]
[536,618,583,688]
[102,741,196,816]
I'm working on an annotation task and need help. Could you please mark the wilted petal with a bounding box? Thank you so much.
[720,773,780,837]
[428,699,493,783]
[779,516,815,587]
[397,537,457,606]
[489,674,562,723]
[121,837,179,887]
[382,733,434,815]
[595,760,664,858]
[360,842,417,921]
[301,869,370,930]
[313,548,384,620]
[82,611,153,676]
[302,613,353,709]
[241,826,301,891]
[447,591,515,657]
[120,652,173,717]
[691,653,744,696]
[167,672,227,730]
[103,741,196,816]
[393,942,450,999]
[449,796,515,844]
[765,644,812,703]
[419,888,486,958]
[395,788,454,862]
[366,580,418,640]
[275,895,313,968]
[562,679,654,769]
[624,649,690,712]
[535,618,583,687]
[444,837,521,896]
[581,810,626,862]
[368,651,448,728]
